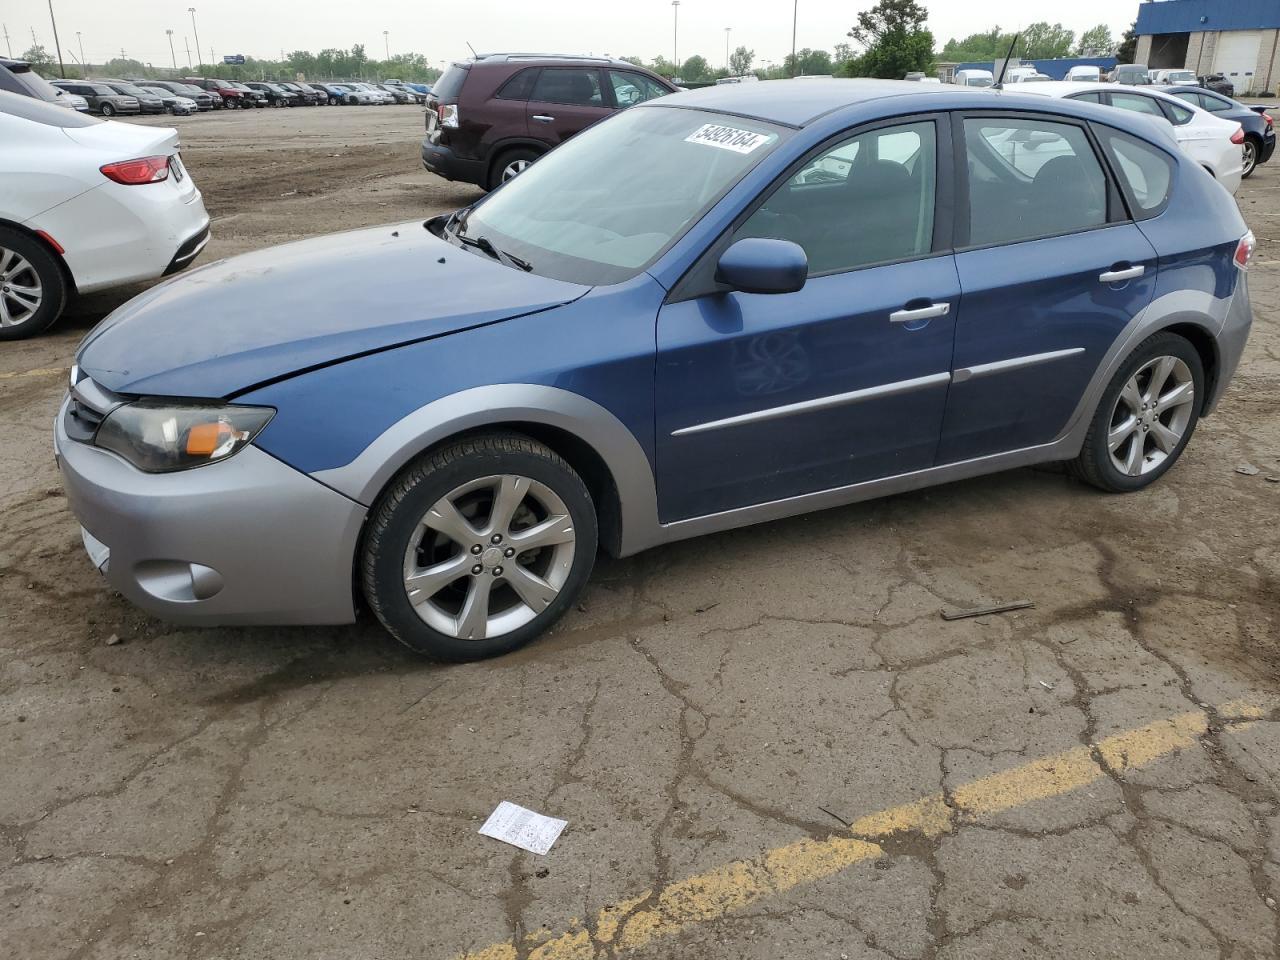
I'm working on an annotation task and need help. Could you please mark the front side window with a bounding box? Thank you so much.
[736,120,936,275]
[608,71,668,107]
[1110,92,1163,117]
[1096,127,1174,217]
[456,107,786,284]
[530,68,603,107]
[965,117,1108,245]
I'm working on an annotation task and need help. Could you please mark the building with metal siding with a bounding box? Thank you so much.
[1135,0,1280,94]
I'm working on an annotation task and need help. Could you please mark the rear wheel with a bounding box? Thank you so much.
[0,229,67,341]
[1242,137,1259,178]
[1070,333,1203,492]
[99,102,115,117]
[362,433,597,661]
[488,147,542,190]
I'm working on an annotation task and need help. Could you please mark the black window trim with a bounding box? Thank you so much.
[495,67,538,102]
[950,109,1128,253]
[527,66,607,108]
[668,111,955,303]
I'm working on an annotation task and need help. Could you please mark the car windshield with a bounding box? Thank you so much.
[455,106,788,285]
[111,83,151,97]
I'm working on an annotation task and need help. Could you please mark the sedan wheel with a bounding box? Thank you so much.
[0,230,67,340]
[1071,332,1203,492]
[1242,140,1258,179]
[363,434,597,660]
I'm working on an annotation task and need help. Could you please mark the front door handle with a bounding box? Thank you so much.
[889,302,950,324]
[1099,264,1145,283]
[532,114,555,122]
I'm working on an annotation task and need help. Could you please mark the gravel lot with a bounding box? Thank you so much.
[3,104,1279,960]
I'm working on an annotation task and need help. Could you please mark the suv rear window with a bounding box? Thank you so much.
[433,64,469,101]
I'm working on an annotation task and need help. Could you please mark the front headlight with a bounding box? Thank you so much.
[94,401,274,473]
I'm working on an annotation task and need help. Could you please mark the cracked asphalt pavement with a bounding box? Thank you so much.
[3,106,1280,960]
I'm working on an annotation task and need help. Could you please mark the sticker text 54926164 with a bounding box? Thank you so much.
[684,123,771,154]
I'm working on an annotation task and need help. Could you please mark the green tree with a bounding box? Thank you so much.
[1076,24,1114,56]
[21,44,55,72]
[620,55,645,66]
[1116,21,1138,63]
[102,56,148,78]
[847,0,934,79]
[729,45,755,76]
[1020,22,1075,60]
[784,48,834,77]
[940,26,1014,64]
[679,54,711,81]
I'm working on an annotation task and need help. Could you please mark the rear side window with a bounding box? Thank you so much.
[530,68,603,106]
[1110,92,1163,118]
[496,69,537,100]
[1068,92,1103,104]
[608,71,669,107]
[965,117,1108,246]
[432,64,469,101]
[1095,127,1174,218]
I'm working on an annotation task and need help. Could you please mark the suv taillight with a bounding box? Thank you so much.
[439,103,459,128]
[1235,230,1256,270]
[100,156,170,184]
[1230,125,1245,145]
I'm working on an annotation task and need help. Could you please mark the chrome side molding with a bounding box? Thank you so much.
[952,347,1085,384]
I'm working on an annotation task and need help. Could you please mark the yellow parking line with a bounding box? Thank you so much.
[0,367,67,381]
[457,699,1266,960]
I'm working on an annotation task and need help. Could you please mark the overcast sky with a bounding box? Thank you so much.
[4,0,1135,71]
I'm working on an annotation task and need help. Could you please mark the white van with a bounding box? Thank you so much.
[1065,65,1102,81]
[1004,66,1039,83]
[1153,69,1198,86]
[954,69,994,87]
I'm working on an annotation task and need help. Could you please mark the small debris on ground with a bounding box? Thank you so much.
[478,801,567,855]
[694,602,719,614]
[818,805,852,828]
[104,633,121,646]
[1236,464,1260,476]
[941,600,1034,621]
[1037,680,1055,691]
[1266,476,1280,484]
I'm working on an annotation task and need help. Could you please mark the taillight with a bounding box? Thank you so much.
[1230,125,1244,145]
[1234,230,1256,270]
[1264,113,1274,130]
[439,103,459,128]
[99,156,170,185]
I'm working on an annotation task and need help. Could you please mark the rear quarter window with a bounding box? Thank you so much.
[1095,127,1174,219]
[496,69,537,100]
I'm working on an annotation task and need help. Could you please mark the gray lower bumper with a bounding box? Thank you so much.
[55,399,365,626]
[1204,272,1253,416]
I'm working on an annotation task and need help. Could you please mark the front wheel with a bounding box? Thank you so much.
[99,102,115,117]
[1242,138,1259,179]
[1070,332,1204,492]
[0,229,67,340]
[362,434,597,661]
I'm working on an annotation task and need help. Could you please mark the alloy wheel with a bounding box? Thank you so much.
[502,159,531,182]
[0,247,43,327]
[401,474,576,640]
[1107,355,1195,477]
[1242,140,1257,177]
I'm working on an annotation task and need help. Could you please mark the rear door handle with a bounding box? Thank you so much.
[1099,265,1145,283]
[889,302,950,324]
[532,114,555,122]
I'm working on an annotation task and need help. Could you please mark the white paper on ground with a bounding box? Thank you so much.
[478,801,568,855]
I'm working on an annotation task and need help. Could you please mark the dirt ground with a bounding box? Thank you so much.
[3,104,1280,960]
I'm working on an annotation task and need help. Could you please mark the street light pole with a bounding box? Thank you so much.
[46,0,66,78]
[188,7,202,72]
[383,30,390,61]
[791,0,798,77]
[75,30,85,72]
[166,29,176,70]
[184,35,192,70]
[725,27,731,72]
[671,0,680,75]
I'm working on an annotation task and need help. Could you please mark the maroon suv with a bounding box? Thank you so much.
[183,77,249,108]
[422,53,677,190]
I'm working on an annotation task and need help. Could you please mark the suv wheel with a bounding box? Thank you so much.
[100,102,115,117]
[362,433,597,661]
[0,229,67,341]
[1071,333,1203,492]
[489,147,542,190]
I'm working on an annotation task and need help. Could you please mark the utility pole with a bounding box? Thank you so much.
[75,30,84,73]
[187,7,202,71]
[725,26,731,72]
[184,35,192,70]
[47,0,66,78]
[166,30,176,70]
[2,23,12,58]
[791,0,798,77]
[671,0,680,74]
[383,30,390,60]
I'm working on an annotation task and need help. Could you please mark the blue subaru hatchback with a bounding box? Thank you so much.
[56,80,1254,659]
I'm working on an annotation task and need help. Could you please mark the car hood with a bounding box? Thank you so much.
[76,221,590,398]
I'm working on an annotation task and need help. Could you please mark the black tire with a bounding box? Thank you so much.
[0,228,67,341]
[1241,137,1259,179]
[99,102,115,117]
[487,147,542,191]
[1070,332,1204,493]
[329,95,339,105]
[362,433,598,661]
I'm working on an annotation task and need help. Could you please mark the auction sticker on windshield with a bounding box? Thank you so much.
[685,123,772,154]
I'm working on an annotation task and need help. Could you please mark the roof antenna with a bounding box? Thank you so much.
[993,32,1020,90]
[466,41,479,59]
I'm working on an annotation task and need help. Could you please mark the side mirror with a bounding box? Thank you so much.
[715,238,808,295]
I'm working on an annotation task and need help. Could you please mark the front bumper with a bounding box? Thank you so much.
[55,399,365,626]
[421,140,485,186]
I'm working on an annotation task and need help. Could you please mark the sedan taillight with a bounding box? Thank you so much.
[1235,230,1256,270]
[100,155,170,185]
[1230,125,1245,145]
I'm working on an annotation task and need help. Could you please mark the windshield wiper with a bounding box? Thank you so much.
[453,232,532,272]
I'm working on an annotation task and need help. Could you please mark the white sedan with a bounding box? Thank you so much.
[1011,81,1244,194]
[0,89,209,339]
